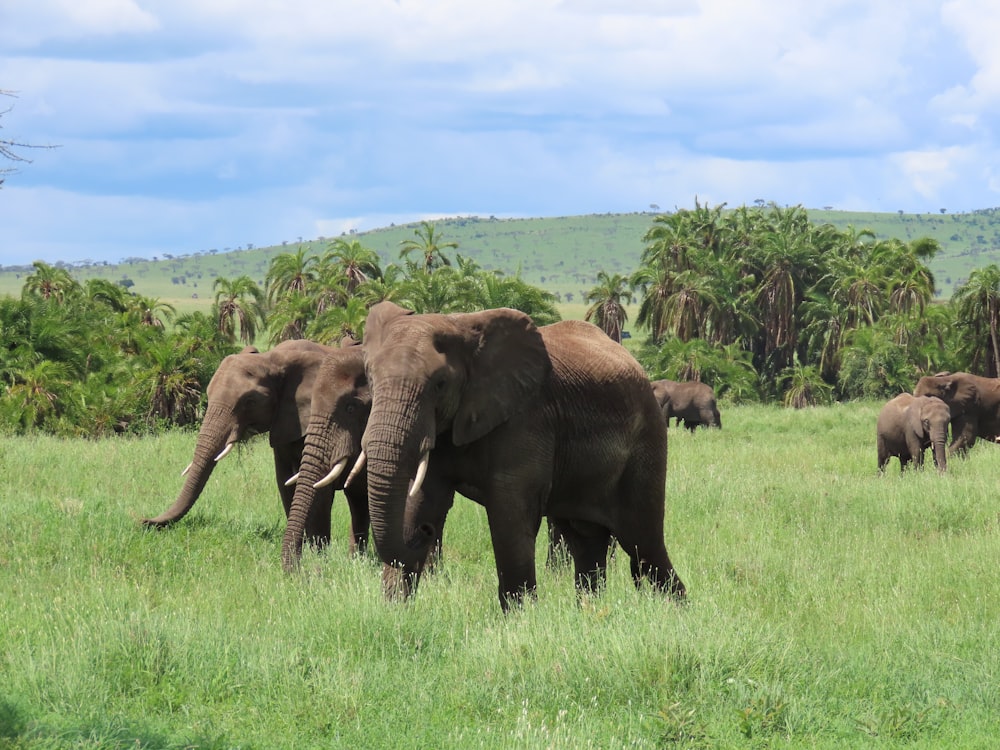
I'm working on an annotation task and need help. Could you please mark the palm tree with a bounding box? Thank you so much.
[5,359,72,430]
[266,291,316,344]
[399,221,457,272]
[953,264,1000,377]
[213,275,265,345]
[355,264,406,307]
[472,271,561,326]
[126,294,176,329]
[399,267,477,314]
[324,238,382,293]
[136,338,204,427]
[85,278,131,313]
[584,271,631,342]
[308,297,369,343]
[22,261,79,303]
[265,246,319,305]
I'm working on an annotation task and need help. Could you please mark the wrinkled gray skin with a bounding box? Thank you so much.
[280,345,453,571]
[876,393,949,473]
[914,372,1000,456]
[280,344,376,556]
[143,339,342,547]
[650,379,721,432]
[354,302,685,611]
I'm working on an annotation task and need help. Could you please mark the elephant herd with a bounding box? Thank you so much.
[140,300,999,609]
[142,303,707,611]
[877,372,1000,473]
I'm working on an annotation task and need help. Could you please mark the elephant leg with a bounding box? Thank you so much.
[303,486,334,549]
[949,416,976,456]
[273,447,299,518]
[616,527,686,599]
[545,519,572,568]
[553,518,612,594]
[876,437,889,475]
[486,509,540,612]
[344,482,371,555]
[906,435,925,469]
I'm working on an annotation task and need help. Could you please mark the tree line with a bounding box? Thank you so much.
[2,207,999,436]
[588,201,1000,407]
[0,222,559,436]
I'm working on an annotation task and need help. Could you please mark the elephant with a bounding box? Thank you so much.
[913,371,1000,456]
[279,347,456,573]
[143,339,368,550]
[650,379,721,432]
[876,393,949,473]
[279,343,376,555]
[328,301,685,611]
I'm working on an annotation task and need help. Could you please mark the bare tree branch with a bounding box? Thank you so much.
[1,89,59,186]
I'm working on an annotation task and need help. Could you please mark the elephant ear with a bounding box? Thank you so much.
[270,347,322,445]
[451,308,551,446]
[364,301,414,351]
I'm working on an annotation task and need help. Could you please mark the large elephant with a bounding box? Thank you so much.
[143,339,362,548]
[913,372,1000,456]
[345,302,686,611]
[876,393,949,473]
[279,345,456,572]
[650,379,721,432]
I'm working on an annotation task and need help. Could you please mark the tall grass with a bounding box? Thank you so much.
[1,403,998,748]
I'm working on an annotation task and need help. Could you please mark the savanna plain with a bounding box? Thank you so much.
[1,403,998,748]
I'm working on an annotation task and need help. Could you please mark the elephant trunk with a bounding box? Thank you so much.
[363,390,432,590]
[281,419,342,571]
[143,402,234,527]
[931,421,948,473]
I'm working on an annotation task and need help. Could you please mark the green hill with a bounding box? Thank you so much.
[4,207,1000,309]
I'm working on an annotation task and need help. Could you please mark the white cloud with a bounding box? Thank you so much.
[2,0,1000,265]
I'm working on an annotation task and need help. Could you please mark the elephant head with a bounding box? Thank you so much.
[280,344,371,566]
[358,302,549,584]
[913,373,971,418]
[143,339,335,533]
[914,395,950,472]
[913,371,1000,455]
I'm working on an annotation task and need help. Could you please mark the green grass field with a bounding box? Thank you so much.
[4,208,1000,308]
[2,403,998,748]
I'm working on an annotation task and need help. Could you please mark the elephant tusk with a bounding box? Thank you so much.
[408,451,429,500]
[181,462,193,477]
[214,443,235,462]
[314,459,348,489]
[284,472,300,486]
[345,450,367,488]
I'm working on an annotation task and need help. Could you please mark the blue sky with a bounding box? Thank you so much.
[2,0,999,266]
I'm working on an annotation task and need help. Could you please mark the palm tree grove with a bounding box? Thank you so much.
[1,204,997,436]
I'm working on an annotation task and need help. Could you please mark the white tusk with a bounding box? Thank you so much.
[214,443,235,462]
[408,451,429,499]
[284,472,300,486]
[181,462,192,477]
[313,459,348,489]
[345,450,367,488]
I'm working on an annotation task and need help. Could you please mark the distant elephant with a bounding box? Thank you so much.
[321,302,685,611]
[143,340,367,550]
[650,379,721,432]
[876,393,949,473]
[913,372,1000,456]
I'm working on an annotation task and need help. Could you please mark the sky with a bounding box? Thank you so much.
[2,0,999,266]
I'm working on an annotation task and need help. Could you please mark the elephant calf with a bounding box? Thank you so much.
[876,393,949,473]
[650,378,721,432]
